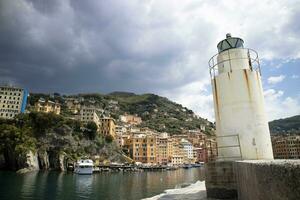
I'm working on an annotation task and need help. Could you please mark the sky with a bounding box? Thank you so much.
[0,0,299,122]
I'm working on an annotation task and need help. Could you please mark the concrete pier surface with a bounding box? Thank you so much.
[235,160,300,200]
[205,160,300,200]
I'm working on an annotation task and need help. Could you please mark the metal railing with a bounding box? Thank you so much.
[216,134,242,161]
[208,48,261,79]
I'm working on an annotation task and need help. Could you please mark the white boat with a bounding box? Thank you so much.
[74,159,94,175]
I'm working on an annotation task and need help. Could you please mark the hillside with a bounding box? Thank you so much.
[28,92,215,135]
[269,115,300,135]
[0,112,125,171]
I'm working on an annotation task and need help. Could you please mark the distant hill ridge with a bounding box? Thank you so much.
[269,115,300,135]
[28,92,215,135]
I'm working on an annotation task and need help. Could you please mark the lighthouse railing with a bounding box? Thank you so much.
[216,134,243,161]
[208,48,261,79]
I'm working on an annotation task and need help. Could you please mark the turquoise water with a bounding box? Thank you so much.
[0,168,205,200]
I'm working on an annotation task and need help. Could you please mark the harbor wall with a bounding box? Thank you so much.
[205,161,237,199]
[205,160,300,199]
[235,160,300,200]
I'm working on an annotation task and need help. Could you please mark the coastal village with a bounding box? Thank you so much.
[0,84,299,171]
[0,84,218,169]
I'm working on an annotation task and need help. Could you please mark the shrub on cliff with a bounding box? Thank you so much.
[0,124,36,155]
[84,121,98,140]
[29,112,64,136]
[105,135,114,143]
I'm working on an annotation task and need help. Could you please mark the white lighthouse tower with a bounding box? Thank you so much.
[209,34,273,160]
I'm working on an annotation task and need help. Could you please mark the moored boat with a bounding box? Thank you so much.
[74,159,94,175]
[183,163,192,169]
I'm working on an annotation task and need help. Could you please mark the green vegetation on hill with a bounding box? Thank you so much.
[0,112,122,170]
[28,92,215,135]
[269,115,300,135]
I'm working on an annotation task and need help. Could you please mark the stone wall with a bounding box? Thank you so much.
[205,160,300,199]
[235,160,300,200]
[205,161,237,199]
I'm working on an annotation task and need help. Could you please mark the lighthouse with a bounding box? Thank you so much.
[209,34,273,160]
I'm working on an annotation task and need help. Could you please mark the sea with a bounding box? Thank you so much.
[0,168,208,200]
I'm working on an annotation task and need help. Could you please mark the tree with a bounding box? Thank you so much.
[84,122,98,140]
[105,135,114,143]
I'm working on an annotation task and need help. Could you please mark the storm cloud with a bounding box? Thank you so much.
[0,0,212,93]
[1,0,300,120]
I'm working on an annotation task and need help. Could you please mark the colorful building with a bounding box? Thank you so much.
[129,134,157,164]
[156,135,169,164]
[180,139,194,161]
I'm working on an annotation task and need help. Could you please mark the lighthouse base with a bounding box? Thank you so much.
[205,161,237,199]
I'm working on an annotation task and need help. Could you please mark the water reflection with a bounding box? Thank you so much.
[75,174,93,199]
[20,171,39,199]
[0,168,205,200]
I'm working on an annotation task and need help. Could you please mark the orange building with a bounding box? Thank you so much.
[129,134,157,164]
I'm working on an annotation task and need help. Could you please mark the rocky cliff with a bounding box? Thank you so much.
[0,112,125,172]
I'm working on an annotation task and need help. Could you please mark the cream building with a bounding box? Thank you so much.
[79,106,100,127]
[35,98,61,115]
[65,98,81,114]
[120,114,142,125]
[0,85,28,119]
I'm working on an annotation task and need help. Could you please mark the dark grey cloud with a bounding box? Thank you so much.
[1,0,299,121]
[0,0,211,94]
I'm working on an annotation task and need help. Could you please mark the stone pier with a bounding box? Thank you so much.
[205,160,300,200]
[205,161,237,199]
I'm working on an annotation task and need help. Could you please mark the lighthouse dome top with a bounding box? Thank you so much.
[217,33,244,53]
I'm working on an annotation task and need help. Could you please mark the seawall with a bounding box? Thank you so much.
[205,160,300,200]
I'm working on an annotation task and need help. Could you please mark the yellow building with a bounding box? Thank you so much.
[171,142,184,165]
[100,117,116,138]
[0,85,28,119]
[130,134,157,164]
[156,136,168,164]
[156,133,174,164]
[35,98,61,115]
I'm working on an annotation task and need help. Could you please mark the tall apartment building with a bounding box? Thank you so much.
[34,98,61,115]
[80,107,100,127]
[180,139,194,160]
[129,134,157,164]
[171,141,184,165]
[156,136,169,164]
[0,85,28,119]
[272,135,300,159]
[99,117,116,138]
